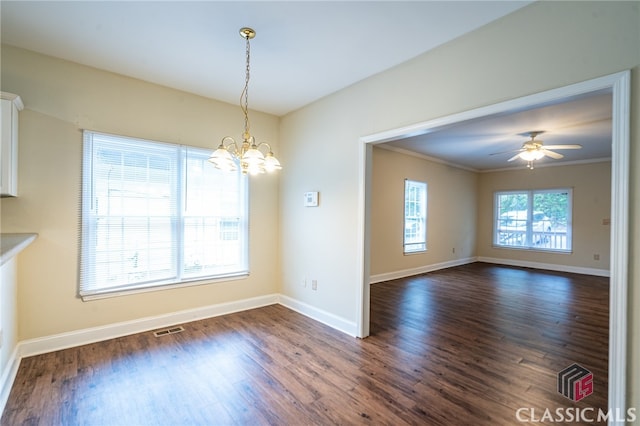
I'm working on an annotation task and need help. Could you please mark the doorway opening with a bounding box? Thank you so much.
[357,70,630,416]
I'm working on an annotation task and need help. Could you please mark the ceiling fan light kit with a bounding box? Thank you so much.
[496,130,582,170]
[518,149,545,162]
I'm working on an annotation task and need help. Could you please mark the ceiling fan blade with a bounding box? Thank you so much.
[543,144,582,150]
[507,153,521,162]
[490,148,523,156]
[542,149,564,159]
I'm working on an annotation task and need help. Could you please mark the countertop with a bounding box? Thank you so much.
[1,233,38,266]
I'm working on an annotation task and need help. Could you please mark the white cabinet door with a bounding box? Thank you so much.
[1,93,23,197]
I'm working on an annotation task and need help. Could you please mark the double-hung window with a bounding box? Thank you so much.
[80,131,248,299]
[403,179,427,254]
[494,188,572,252]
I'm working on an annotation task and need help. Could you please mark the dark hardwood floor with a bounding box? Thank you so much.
[2,263,609,425]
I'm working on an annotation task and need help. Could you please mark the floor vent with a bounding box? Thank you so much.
[153,326,185,337]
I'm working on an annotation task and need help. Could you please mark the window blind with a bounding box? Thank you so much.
[80,131,248,299]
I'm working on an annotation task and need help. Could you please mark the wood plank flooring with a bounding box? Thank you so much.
[2,263,609,425]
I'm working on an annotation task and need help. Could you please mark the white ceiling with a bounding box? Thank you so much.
[381,90,613,171]
[1,1,531,116]
[1,1,612,170]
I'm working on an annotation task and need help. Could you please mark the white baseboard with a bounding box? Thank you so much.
[8,292,358,362]
[369,257,477,284]
[477,257,610,277]
[14,255,605,359]
[0,294,279,414]
[18,294,279,358]
[1,257,606,414]
[0,346,21,414]
[278,295,358,337]
[369,257,609,284]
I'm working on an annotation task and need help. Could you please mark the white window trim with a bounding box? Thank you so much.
[80,131,249,300]
[493,188,573,253]
[403,179,427,254]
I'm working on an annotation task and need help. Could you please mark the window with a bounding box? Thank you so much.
[494,189,572,252]
[80,131,248,299]
[404,179,427,253]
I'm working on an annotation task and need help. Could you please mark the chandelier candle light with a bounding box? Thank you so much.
[208,27,282,175]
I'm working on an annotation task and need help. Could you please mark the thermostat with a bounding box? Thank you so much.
[304,191,319,207]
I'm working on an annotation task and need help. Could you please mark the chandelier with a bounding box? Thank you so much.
[208,27,282,175]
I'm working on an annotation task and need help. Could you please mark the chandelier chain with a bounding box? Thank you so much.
[241,34,251,139]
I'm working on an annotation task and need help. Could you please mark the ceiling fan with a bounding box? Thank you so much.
[492,131,582,168]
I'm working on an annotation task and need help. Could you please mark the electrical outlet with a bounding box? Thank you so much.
[452,247,455,254]
[311,280,318,291]
[594,254,600,261]
[302,278,307,288]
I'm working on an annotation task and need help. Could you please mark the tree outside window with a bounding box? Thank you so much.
[494,189,572,252]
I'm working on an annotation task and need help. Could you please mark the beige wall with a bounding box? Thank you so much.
[477,162,611,271]
[370,150,611,278]
[1,0,638,417]
[0,45,281,340]
[370,147,477,277]
[279,0,639,414]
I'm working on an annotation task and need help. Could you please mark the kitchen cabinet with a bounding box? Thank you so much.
[1,92,23,197]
